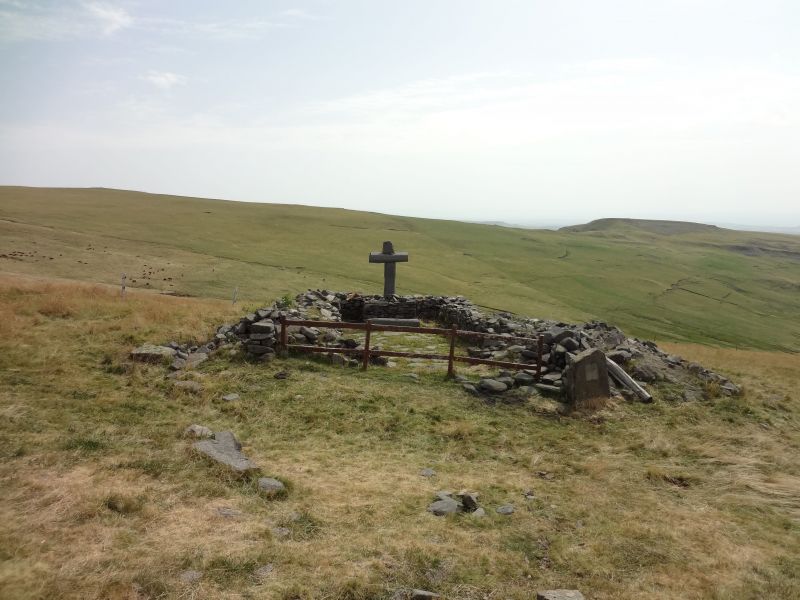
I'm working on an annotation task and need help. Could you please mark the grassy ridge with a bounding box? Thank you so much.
[1,186,798,350]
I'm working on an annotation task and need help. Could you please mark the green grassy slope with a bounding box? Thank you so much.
[1,186,798,351]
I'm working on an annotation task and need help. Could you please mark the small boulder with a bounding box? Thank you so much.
[496,504,515,515]
[478,378,508,394]
[258,477,286,497]
[514,371,536,386]
[420,467,436,478]
[427,497,460,516]
[222,393,240,402]
[131,343,176,363]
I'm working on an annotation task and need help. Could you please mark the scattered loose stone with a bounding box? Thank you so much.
[721,382,741,396]
[274,371,289,380]
[404,373,420,381]
[215,506,242,518]
[496,504,515,515]
[478,378,508,393]
[183,424,213,439]
[172,380,203,394]
[462,383,480,396]
[179,570,202,584]
[420,467,436,478]
[271,526,291,538]
[457,491,480,512]
[537,591,585,600]
[185,352,208,367]
[257,477,286,497]
[253,564,275,579]
[193,431,260,475]
[471,507,486,517]
[221,393,240,402]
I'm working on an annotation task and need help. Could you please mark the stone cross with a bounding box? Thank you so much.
[369,241,409,297]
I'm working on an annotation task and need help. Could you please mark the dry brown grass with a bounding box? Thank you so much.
[1,274,799,599]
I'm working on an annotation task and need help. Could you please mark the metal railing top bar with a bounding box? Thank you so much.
[281,318,542,346]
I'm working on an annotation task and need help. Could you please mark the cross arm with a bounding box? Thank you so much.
[369,252,409,263]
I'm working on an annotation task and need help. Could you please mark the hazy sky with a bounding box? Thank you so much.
[1,1,798,226]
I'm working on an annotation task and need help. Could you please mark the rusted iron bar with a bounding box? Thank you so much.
[362,320,372,371]
[286,345,363,355]
[454,355,539,372]
[285,345,450,361]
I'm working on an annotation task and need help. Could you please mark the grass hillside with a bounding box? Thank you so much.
[2,187,799,351]
[0,275,798,599]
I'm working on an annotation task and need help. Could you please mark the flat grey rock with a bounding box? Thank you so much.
[258,477,286,496]
[420,467,436,478]
[471,507,486,517]
[186,352,208,366]
[131,343,176,363]
[496,504,515,515]
[222,393,240,402]
[179,570,202,584]
[514,371,536,385]
[478,378,508,393]
[250,321,276,334]
[215,506,242,518]
[537,591,585,600]
[427,497,460,516]
[193,431,259,475]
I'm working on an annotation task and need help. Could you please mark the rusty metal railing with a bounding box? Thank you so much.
[279,317,543,380]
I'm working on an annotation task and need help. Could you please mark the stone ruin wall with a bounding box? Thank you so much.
[132,289,741,404]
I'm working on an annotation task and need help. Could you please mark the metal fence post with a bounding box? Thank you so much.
[280,315,288,355]
[447,324,457,379]
[536,335,543,381]
[362,321,372,371]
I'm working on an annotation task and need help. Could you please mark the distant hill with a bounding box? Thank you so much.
[1,186,799,351]
[561,218,722,235]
